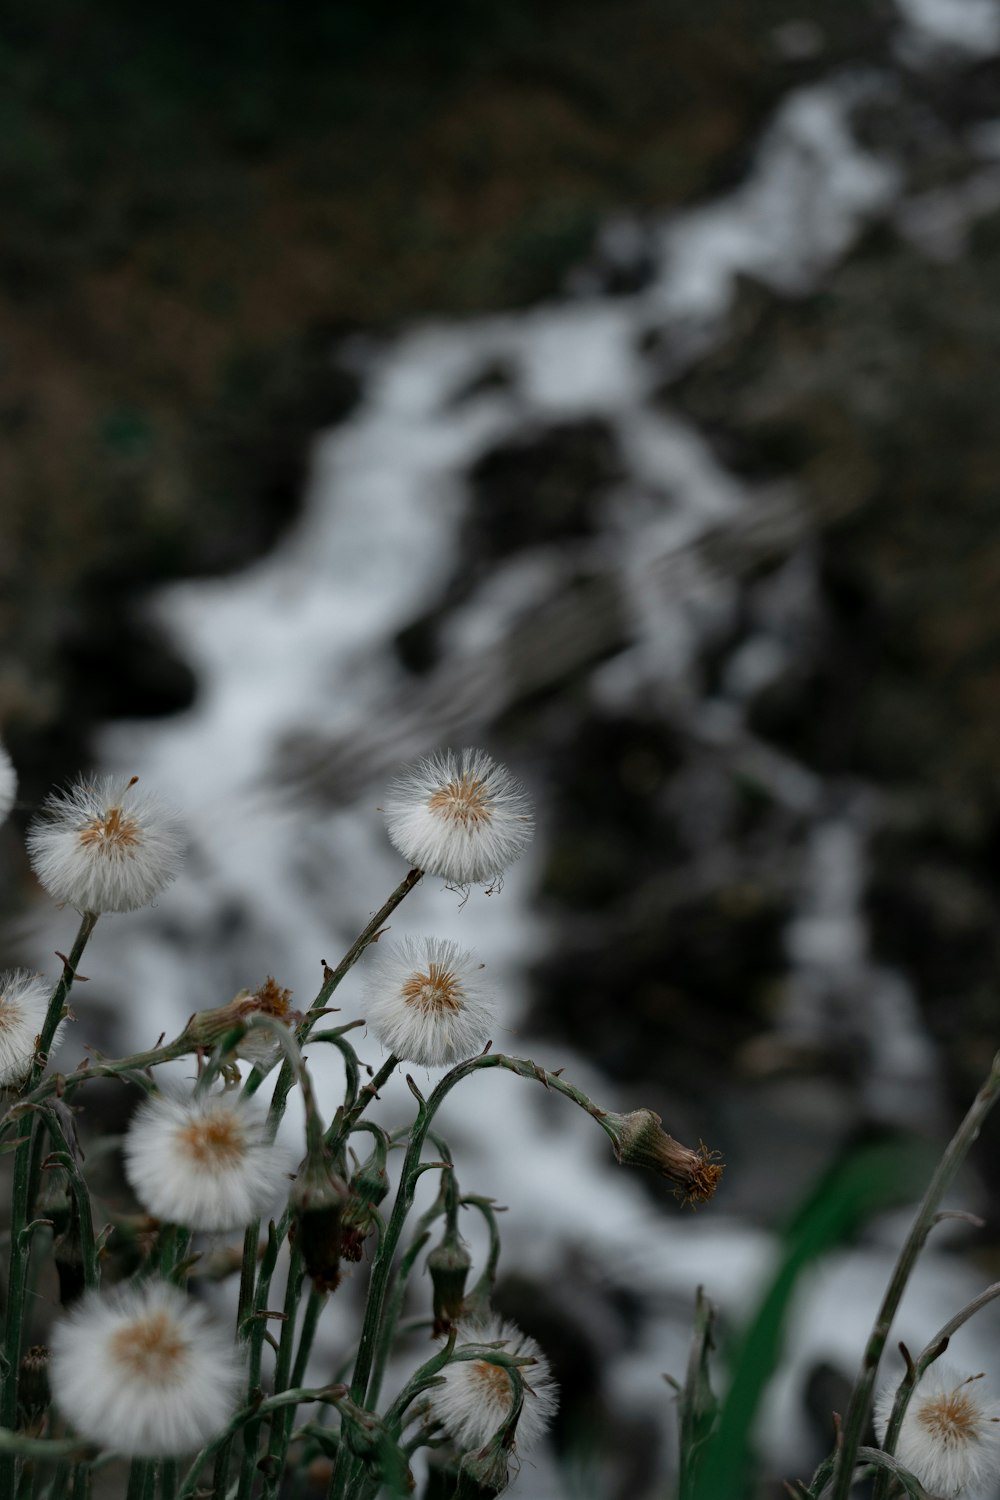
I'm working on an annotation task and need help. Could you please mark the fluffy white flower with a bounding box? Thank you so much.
[0,971,51,1087]
[875,1362,1000,1498]
[363,937,494,1067]
[426,1316,558,1456]
[0,741,16,824]
[383,749,533,886]
[26,774,184,914]
[124,1087,293,1232]
[50,1279,243,1456]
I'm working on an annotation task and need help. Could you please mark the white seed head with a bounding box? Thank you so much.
[875,1362,1000,1499]
[0,970,52,1088]
[49,1279,243,1456]
[426,1316,558,1457]
[382,748,533,886]
[27,774,185,914]
[124,1088,293,1232]
[363,936,494,1068]
[0,741,16,824]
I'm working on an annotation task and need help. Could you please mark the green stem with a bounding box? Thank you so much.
[876,1279,1000,1484]
[834,1054,1000,1500]
[159,1458,178,1500]
[244,867,423,1111]
[0,915,100,1494]
[257,1244,305,1498]
[326,1050,613,1500]
[31,912,99,1090]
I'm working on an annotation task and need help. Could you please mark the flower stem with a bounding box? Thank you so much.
[244,867,423,1111]
[31,912,99,1090]
[833,1053,1000,1500]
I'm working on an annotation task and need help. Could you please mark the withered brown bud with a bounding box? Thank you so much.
[290,1150,350,1292]
[603,1109,723,1205]
[179,978,299,1072]
[18,1345,50,1425]
[427,1230,472,1337]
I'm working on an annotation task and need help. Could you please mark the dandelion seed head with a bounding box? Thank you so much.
[0,970,54,1088]
[27,774,184,914]
[876,1362,1000,1498]
[383,749,533,887]
[49,1280,242,1456]
[124,1088,293,1232]
[426,1316,558,1457]
[363,936,494,1068]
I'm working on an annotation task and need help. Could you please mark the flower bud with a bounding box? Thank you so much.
[454,1435,513,1498]
[178,977,299,1073]
[18,1345,50,1428]
[427,1229,473,1338]
[602,1109,722,1205]
[290,1147,350,1292]
[341,1143,389,1263]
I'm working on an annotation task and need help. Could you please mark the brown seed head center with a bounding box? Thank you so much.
[78,805,141,854]
[471,1360,513,1403]
[0,999,22,1032]
[177,1111,246,1168]
[250,976,293,1018]
[400,963,462,1015]
[109,1311,187,1382]
[917,1390,980,1443]
[427,775,491,827]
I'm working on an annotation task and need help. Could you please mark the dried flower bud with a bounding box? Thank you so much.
[427,1230,473,1338]
[290,1149,350,1292]
[602,1109,723,1205]
[179,978,299,1074]
[18,1345,51,1426]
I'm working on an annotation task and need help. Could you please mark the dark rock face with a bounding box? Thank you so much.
[465,418,623,562]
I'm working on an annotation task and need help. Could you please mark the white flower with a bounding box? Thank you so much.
[875,1362,1000,1498]
[363,937,494,1068]
[49,1279,243,1456]
[383,749,533,886]
[426,1316,558,1456]
[0,971,52,1087]
[0,741,16,824]
[124,1087,293,1232]
[26,774,184,914]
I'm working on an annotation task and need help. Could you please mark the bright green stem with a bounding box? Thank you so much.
[833,1054,1000,1500]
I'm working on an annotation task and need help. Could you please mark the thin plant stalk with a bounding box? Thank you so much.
[831,1052,1000,1500]
[1,914,99,1497]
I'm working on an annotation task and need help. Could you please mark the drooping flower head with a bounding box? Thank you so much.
[426,1316,558,1457]
[180,976,299,1075]
[0,740,16,824]
[363,936,494,1068]
[383,749,533,887]
[124,1088,293,1232]
[875,1362,1000,1499]
[27,774,184,914]
[0,971,52,1088]
[49,1279,243,1456]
